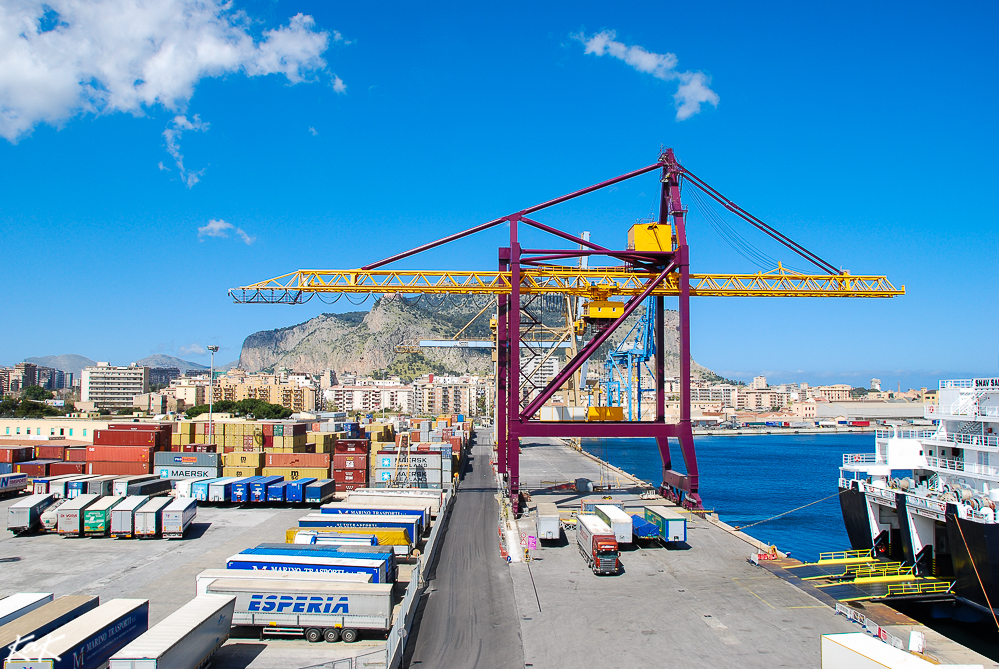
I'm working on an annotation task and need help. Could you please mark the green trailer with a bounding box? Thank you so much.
[643,505,688,544]
[83,496,124,536]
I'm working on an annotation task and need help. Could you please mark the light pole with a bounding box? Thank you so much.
[207,345,219,448]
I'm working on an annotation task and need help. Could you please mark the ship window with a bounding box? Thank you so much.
[929,450,933,456]
[920,450,923,455]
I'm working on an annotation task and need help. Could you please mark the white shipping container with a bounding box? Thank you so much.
[174,479,196,498]
[594,504,633,544]
[162,498,197,538]
[112,476,158,497]
[134,496,173,537]
[196,569,371,595]
[50,475,97,499]
[110,496,150,537]
[0,593,53,627]
[536,503,561,540]
[7,494,56,533]
[108,594,235,669]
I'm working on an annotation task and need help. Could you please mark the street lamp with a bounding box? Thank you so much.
[207,345,219,448]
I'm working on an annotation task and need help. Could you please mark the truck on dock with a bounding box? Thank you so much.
[83,495,124,536]
[0,595,99,664]
[595,504,633,544]
[536,502,561,540]
[303,479,336,504]
[0,472,29,498]
[27,598,148,669]
[644,505,688,544]
[108,594,235,669]
[204,579,394,643]
[576,515,619,575]
[58,493,100,537]
[162,497,197,538]
[7,493,57,533]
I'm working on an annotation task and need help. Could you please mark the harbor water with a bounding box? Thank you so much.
[582,432,871,562]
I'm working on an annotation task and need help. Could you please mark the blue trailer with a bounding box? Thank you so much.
[284,477,317,503]
[250,476,284,502]
[224,553,388,583]
[252,544,397,581]
[320,504,429,532]
[298,513,422,543]
[231,476,262,503]
[304,479,336,504]
[267,481,292,502]
[191,478,224,502]
[631,515,661,540]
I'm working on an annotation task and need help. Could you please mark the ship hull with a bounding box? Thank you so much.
[839,485,873,550]
[947,512,999,612]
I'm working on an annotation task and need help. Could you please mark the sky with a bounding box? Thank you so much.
[0,0,996,391]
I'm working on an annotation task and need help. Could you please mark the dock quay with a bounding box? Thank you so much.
[406,430,998,668]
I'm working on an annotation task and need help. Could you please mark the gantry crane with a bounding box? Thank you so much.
[230,148,903,510]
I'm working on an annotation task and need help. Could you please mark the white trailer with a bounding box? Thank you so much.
[174,479,196,498]
[7,493,57,533]
[205,578,393,643]
[595,504,633,544]
[112,475,158,497]
[536,503,561,540]
[162,497,197,539]
[108,594,235,669]
[0,593,53,627]
[644,505,688,544]
[57,493,100,537]
[345,489,443,514]
[134,496,172,538]
[110,495,150,538]
[196,569,371,595]
[49,475,98,499]
[39,498,67,531]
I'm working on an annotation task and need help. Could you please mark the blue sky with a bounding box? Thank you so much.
[0,0,995,391]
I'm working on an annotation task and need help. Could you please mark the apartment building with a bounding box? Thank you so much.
[81,363,150,409]
[212,369,319,413]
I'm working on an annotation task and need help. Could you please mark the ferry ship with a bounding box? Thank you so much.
[839,377,999,617]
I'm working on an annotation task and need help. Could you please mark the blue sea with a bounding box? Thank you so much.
[582,433,872,562]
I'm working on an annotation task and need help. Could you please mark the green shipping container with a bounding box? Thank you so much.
[83,496,124,535]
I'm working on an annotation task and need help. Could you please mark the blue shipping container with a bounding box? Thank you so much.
[225,555,387,583]
[304,479,337,504]
[192,478,223,501]
[250,476,284,502]
[231,476,262,503]
[284,477,317,502]
[320,506,427,533]
[267,481,291,502]
[0,463,12,475]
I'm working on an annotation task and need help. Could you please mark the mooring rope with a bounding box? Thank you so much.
[733,488,850,532]
[955,516,999,632]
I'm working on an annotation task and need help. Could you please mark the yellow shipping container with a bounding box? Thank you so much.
[285,526,412,548]
[176,422,195,437]
[194,434,206,445]
[224,451,264,467]
[223,466,262,477]
[262,467,329,480]
[170,433,182,446]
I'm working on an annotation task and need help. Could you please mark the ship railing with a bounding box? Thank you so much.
[819,548,873,562]
[875,428,937,440]
[886,581,953,596]
[945,433,999,449]
[940,379,973,389]
[924,455,999,479]
[843,453,884,465]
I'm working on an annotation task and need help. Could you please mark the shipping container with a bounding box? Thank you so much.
[373,468,441,487]
[15,459,60,477]
[66,447,87,462]
[594,504,634,544]
[208,477,245,503]
[87,443,157,461]
[127,478,172,497]
[111,475,158,497]
[30,599,149,669]
[319,505,427,535]
[267,480,291,502]
[536,503,561,541]
[0,446,34,464]
[332,469,368,484]
[250,476,284,502]
[0,463,11,475]
[0,595,99,664]
[344,489,443,514]
[195,569,370,596]
[162,498,197,538]
[225,553,388,583]
[49,462,87,476]
[16,473,64,495]
[0,593,53,627]
[223,451,264,467]
[285,477,317,502]
[35,444,67,460]
[261,467,329,482]
[83,495,124,536]
[299,513,422,542]
[6,494,57,533]
[49,475,97,499]
[154,465,222,480]
[333,440,370,455]
[205,579,392,642]
[108,594,235,669]
[304,479,337,504]
[110,496,150,537]
[153,451,221,468]
[643,505,687,544]
[58,494,100,537]
[265,453,331,468]
[134,497,172,538]
[87,461,152,476]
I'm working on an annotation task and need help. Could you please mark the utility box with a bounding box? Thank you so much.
[587,407,625,422]
[627,223,672,252]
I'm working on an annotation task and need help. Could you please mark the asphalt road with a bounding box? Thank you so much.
[404,430,524,669]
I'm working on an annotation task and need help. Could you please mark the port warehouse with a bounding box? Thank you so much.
[0,414,469,667]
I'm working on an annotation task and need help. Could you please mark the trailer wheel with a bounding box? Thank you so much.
[324,628,340,643]
[305,628,323,643]
[341,628,359,643]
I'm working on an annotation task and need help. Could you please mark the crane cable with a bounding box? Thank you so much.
[733,488,850,531]
[954,516,999,632]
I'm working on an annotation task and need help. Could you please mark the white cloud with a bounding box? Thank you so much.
[180,343,206,356]
[572,30,719,121]
[197,218,255,245]
[308,126,318,136]
[0,1,345,143]
[332,75,346,94]
[163,114,208,187]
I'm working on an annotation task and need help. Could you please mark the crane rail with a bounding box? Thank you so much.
[229,266,904,303]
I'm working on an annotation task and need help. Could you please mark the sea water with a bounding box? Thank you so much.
[582,432,872,562]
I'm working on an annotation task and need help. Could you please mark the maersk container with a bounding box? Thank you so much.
[344,489,443,514]
[299,512,422,542]
[58,493,100,537]
[207,477,243,502]
[204,579,393,642]
[225,554,389,583]
[127,478,172,497]
[162,497,197,539]
[250,476,284,502]
[285,477,317,502]
[644,505,687,544]
[292,533,378,547]
[111,496,150,537]
[195,569,371,596]
[0,593,53,627]
[108,594,235,669]
[267,480,292,502]
[536,502,561,541]
[0,595,99,664]
[253,544,397,581]
[30,598,148,669]
[304,479,336,504]
[83,495,125,536]
[594,504,633,544]
[191,477,223,502]
[155,464,222,480]
[134,496,172,538]
[112,475,158,497]
[231,476,262,503]
[7,493,57,533]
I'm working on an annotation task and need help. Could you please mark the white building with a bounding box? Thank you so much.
[81,363,150,409]
[751,375,768,390]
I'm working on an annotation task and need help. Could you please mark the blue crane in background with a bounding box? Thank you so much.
[602,298,657,421]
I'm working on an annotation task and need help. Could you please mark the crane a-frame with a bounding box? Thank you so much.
[230,148,903,510]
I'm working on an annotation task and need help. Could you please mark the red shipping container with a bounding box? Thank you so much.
[15,460,58,476]
[86,445,156,462]
[334,441,370,455]
[35,445,67,460]
[66,447,87,462]
[94,430,158,447]
[333,454,368,470]
[87,461,151,476]
[109,423,167,431]
[0,446,35,463]
[265,453,331,468]
[50,462,86,475]
[243,436,254,447]
[337,482,365,492]
[262,424,274,436]
[331,469,367,483]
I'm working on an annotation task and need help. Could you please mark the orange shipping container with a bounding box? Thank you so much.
[86,445,157,462]
[264,453,330,468]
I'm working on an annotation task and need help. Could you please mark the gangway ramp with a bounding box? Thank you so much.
[784,549,875,580]
[818,574,952,602]
[789,561,902,581]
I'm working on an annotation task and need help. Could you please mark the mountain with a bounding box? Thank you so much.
[133,355,208,370]
[237,296,724,382]
[25,354,97,377]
